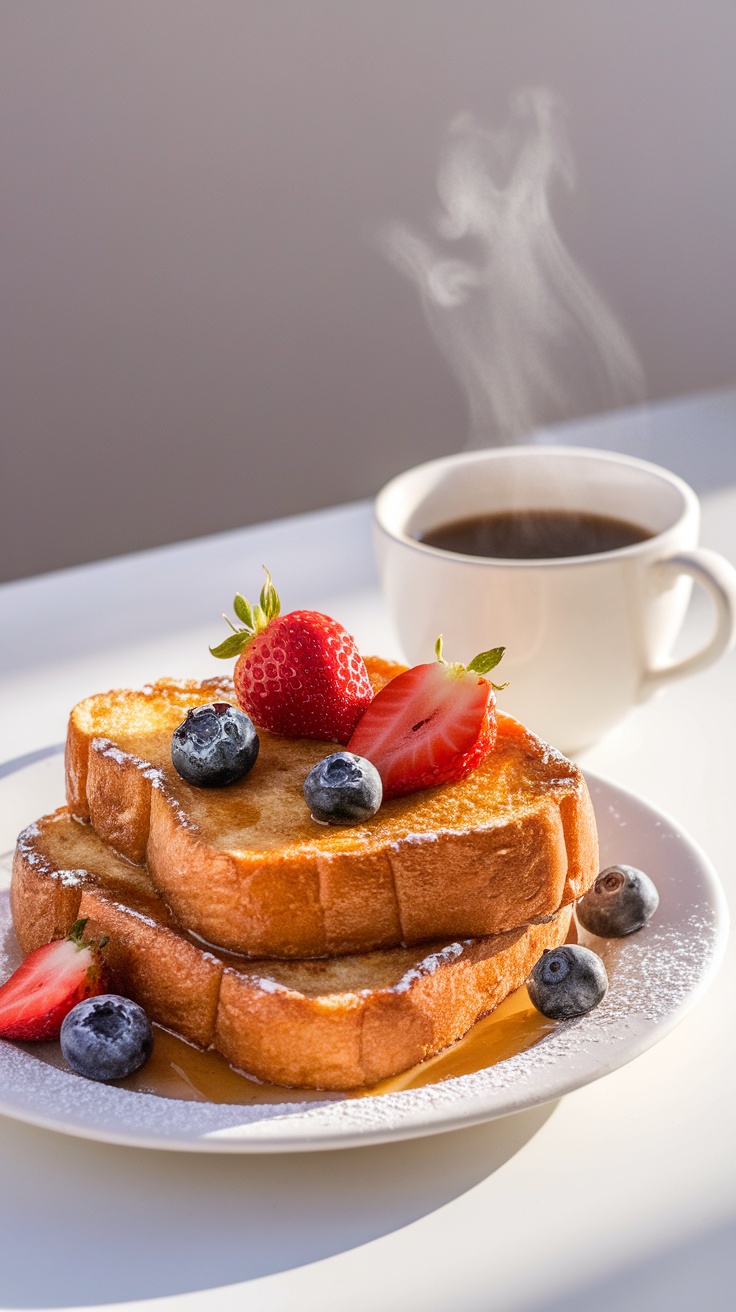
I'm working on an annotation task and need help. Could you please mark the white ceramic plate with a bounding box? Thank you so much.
[0,747,728,1153]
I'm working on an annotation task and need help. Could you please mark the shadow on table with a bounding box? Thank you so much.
[0,1102,556,1307]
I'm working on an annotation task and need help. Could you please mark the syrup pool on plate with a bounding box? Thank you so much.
[121,982,558,1103]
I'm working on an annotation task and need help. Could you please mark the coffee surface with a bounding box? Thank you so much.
[420,509,652,559]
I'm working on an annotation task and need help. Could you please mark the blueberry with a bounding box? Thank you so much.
[171,702,259,787]
[527,945,608,1020]
[577,864,659,938]
[60,994,154,1081]
[303,752,382,825]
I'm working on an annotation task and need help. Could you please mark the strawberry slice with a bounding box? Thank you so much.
[347,640,506,799]
[0,919,109,1041]
[210,569,374,744]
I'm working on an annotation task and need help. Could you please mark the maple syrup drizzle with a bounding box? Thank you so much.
[111,983,556,1104]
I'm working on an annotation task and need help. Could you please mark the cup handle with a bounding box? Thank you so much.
[639,547,736,700]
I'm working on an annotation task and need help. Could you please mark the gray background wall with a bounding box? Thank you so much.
[2,0,735,582]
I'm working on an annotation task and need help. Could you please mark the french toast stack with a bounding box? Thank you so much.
[11,660,598,1090]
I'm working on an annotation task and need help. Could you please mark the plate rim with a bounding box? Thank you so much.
[0,750,729,1153]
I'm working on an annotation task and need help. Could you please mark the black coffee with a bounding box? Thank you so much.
[419,509,652,559]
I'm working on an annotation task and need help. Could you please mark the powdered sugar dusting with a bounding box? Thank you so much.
[93,739,166,792]
[95,740,130,766]
[249,975,293,995]
[393,941,467,993]
[15,822,45,866]
[390,830,442,848]
[92,736,197,828]
[57,869,86,887]
[142,767,165,790]
[18,821,41,840]
[108,901,161,929]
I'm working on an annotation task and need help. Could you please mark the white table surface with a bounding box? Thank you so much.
[1,389,735,1312]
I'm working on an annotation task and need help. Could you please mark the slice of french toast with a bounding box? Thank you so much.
[65,660,597,959]
[11,809,572,1090]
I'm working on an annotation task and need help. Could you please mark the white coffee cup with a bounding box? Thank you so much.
[374,446,736,754]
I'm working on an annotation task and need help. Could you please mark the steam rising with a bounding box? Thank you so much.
[380,89,645,445]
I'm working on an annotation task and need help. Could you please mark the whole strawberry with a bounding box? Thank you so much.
[210,571,373,743]
[348,637,507,799]
[0,918,109,1042]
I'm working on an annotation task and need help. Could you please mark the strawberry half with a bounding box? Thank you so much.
[210,570,374,744]
[0,919,109,1041]
[347,639,506,799]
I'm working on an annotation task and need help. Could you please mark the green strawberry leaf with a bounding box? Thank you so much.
[467,646,506,675]
[209,631,249,659]
[259,568,281,621]
[211,568,281,660]
[233,593,254,629]
[68,918,90,947]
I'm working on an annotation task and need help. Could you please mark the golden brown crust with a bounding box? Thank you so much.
[63,666,598,957]
[11,810,571,1090]
[11,813,84,954]
[216,915,570,1088]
